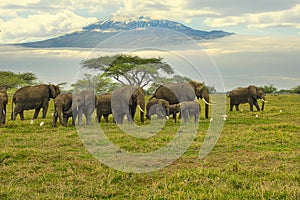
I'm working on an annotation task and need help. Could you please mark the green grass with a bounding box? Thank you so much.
[0,94,299,199]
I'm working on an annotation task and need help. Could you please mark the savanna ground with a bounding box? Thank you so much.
[0,93,299,199]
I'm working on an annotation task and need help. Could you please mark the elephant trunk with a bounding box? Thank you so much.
[137,101,145,123]
[200,96,210,119]
[53,104,65,127]
[261,96,266,111]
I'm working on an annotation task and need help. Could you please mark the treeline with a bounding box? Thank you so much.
[0,71,38,89]
[262,84,300,94]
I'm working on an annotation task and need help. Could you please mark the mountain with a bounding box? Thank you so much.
[17,16,234,48]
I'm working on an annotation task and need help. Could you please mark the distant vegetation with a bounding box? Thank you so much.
[262,84,300,94]
[1,63,299,94]
[0,71,37,89]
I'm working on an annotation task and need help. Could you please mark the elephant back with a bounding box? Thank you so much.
[153,82,195,104]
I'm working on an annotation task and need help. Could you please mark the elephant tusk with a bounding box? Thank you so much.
[137,105,145,113]
[165,116,169,120]
[262,99,268,103]
[201,98,214,106]
[2,110,5,115]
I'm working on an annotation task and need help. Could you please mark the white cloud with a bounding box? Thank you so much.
[201,34,300,56]
[204,4,300,31]
[0,10,98,43]
[113,0,220,22]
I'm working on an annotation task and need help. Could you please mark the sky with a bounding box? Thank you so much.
[0,0,300,91]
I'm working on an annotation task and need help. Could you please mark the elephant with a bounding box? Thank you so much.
[0,89,8,126]
[151,81,210,119]
[111,85,145,124]
[169,104,180,123]
[229,85,266,111]
[146,97,170,120]
[52,93,75,127]
[72,90,95,126]
[95,93,112,123]
[11,84,60,120]
[179,101,200,123]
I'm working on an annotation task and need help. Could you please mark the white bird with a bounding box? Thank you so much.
[30,120,34,124]
[40,121,44,126]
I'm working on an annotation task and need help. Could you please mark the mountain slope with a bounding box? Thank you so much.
[17,16,234,48]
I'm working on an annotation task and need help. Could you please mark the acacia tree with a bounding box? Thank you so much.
[0,71,37,89]
[71,73,116,94]
[80,55,174,88]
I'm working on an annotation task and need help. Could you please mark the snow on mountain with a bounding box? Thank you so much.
[17,16,234,48]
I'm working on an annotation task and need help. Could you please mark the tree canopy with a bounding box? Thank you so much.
[81,55,174,88]
[71,73,117,94]
[0,71,37,89]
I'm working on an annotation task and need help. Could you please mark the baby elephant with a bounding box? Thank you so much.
[146,97,170,120]
[169,104,180,123]
[179,101,200,123]
[95,93,112,123]
[52,93,75,127]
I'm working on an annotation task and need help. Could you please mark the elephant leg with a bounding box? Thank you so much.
[235,104,239,111]
[62,114,68,126]
[230,102,234,111]
[52,111,58,127]
[83,112,91,125]
[248,98,254,111]
[77,112,83,126]
[71,114,76,126]
[11,110,16,120]
[253,100,260,111]
[97,114,102,123]
[249,103,254,111]
[42,101,49,118]
[184,111,189,122]
[33,108,41,119]
[20,111,25,120]
[130,106,136,121]
[96,110,101,123]
[104,114,109,123]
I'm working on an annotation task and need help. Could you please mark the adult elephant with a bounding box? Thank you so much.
[111,85,145,124]
[0,88,8,126]
[229,85,266,111]
[52,93,75,127]
[152,81,210,119]
[95,93,112,123]
[146,97,170,120]
[72,90,95,126]
[11,84,60,120]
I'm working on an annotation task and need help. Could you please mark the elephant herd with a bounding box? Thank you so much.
[0,83,266,127]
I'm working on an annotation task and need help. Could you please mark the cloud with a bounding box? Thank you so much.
[204,4,300,31]
[112,0,220,22]
[201,34,300,55]
[0,10,98,43]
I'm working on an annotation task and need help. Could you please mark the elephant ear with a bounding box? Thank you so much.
[129,90,137,105]
[190,81,205,99]
[248,85,258,99]
[49,85,58,98]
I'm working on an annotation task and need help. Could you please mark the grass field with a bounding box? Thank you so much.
[0,94,299,199]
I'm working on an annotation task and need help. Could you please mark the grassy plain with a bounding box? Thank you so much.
[0,94,299,199]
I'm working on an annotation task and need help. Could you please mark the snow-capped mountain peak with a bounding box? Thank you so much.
[17,16,234,48]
